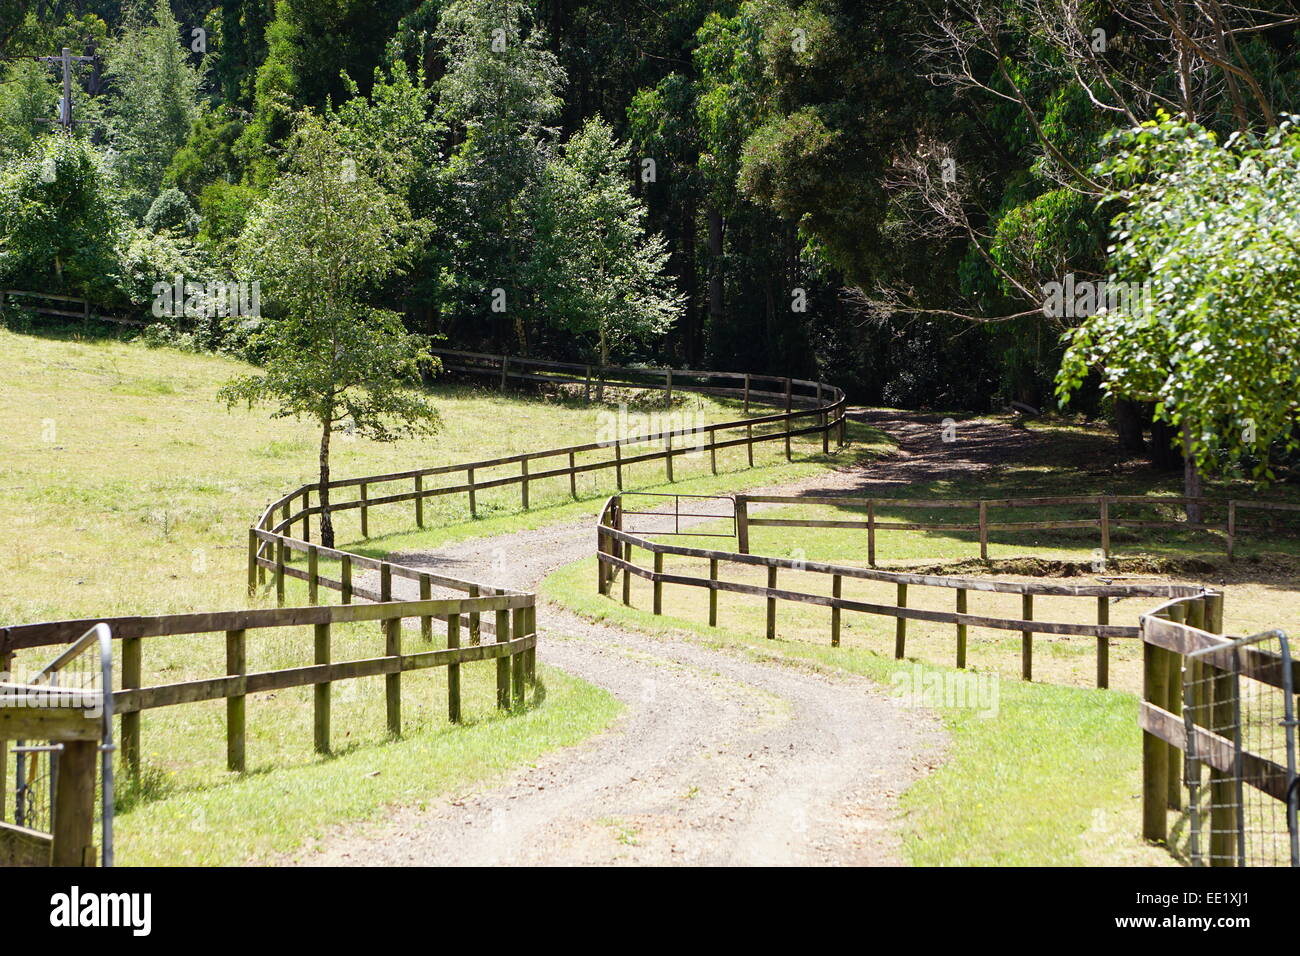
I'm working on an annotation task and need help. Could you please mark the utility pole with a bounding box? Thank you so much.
[36,47,95,132]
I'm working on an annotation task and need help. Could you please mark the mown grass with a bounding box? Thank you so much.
[542,556,1174,866]
[0,326,876,863]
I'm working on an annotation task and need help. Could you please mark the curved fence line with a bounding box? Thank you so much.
[595,493,1221,688]
[1,351,848,799]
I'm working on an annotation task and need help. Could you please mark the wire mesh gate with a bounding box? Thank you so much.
[1182,630,1298,867]
[3,623,115,866]
[616,492,737,537]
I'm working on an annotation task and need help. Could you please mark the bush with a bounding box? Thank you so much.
[144,187,200,236]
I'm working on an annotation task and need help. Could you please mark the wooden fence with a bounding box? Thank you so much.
[736,494,1300,562]
[0,289,145,327]
[2,351,846,801]
[596,494,1211,687]
[248,350,848,573]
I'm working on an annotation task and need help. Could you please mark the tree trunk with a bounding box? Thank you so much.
[707,208,724,344]
[1150,418,1183,471]
[1115,398,1146,453]
[318,419,334,549]
[596,332,608,403]
[1182,421,1203,524]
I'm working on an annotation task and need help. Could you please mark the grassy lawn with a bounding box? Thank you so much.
[0,326,876,863]
[542,556,1174,866]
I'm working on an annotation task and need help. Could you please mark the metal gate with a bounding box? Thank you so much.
[616,492,737,537]
[1182,630,1298,866]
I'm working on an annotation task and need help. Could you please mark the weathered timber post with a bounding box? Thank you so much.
[314,622,330,754]
[447,614,461,724]
[894,583,908,659]
[226,628,246,772]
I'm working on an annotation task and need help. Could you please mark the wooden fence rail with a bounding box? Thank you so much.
[596,494,1211,688]
[736,494,1300,563]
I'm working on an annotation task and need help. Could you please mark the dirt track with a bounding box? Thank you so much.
[286,412,1032,866]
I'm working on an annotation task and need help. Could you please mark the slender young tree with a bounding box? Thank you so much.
[531,117,683,398]
[220,117,438,548]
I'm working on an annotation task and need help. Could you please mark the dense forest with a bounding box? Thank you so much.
[2,1,1299,492]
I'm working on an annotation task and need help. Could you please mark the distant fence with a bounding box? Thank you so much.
[595,493,1212,688]
[735,494,1300,562]
[1138,594,1298,866]
[0,289,146,327]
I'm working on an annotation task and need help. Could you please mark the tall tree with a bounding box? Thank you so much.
[531,116,683,394]
[220,117,438,548]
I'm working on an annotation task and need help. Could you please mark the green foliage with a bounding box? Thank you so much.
[102,0,205,217]
[531,116,683,364]
[0,59,58,159]
[1058,115,1300,480]
[144,186,200,236]
[0,134,124,297]
[219,116,438,543]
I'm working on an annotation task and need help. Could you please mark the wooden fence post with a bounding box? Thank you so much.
[665,431,674,482]
[1096,596,1110,689]
[709,429,717,475]
[414,474,424,529]
[979,501,989,563]
[743,373,751,413]
[622,541,632,606]
[735,496,750,553]
[584,365,592,402]
[307,545,319,605]
[569,451,578,498]
[512,607,526,705]
[894,583,907,659]
[867,500,876,567]
[746,422,754,467]
[766,565,778,639]
[500,355,509,391]
[301,489,311,543]
[1226,500,1236,559]
[360,482,369,538]
[709,558,719,627]
[653,551,664,614]
[784,378,793,461]
[314,622,330,755]
[275,538,286,607]
[1165,603,1185,811]
[956,588,967,669]
[247,528,258,596]
[1021,594,1034,681]
[614,442,624,490]
[521,457,530,509]
[51,739,96,867]
[665,368,673,406]
[469,584,481,645]
[226,628,246,773]
[447,614,461,724]
[1100,499,1111,560]
[1204,592,1236,865]
[468,467,477,518]
[495,606,511,710]
[831,575,842,647]
[121,637,142,781]
[382,568,400,738]
[1142,613,1170,843]
[341,554,352,604]
[420,574,433,643]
